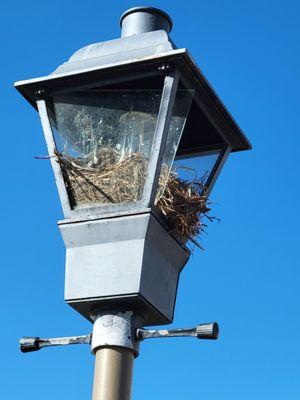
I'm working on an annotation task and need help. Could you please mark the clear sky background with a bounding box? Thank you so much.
[1,0,299,399]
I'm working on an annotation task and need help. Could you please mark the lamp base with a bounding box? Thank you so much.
[59,211,190,326]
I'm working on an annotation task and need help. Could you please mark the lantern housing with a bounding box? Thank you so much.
[15,7,251,325]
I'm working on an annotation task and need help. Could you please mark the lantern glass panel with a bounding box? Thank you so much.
[155,89,194,202]
[50,90,162,209]
[173,150,221,187]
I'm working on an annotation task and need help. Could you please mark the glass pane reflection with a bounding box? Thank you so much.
[50,90,162,209]
[155,90,194,202]
[173,151,220,189]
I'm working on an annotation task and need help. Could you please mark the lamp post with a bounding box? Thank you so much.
[15,6,251,400]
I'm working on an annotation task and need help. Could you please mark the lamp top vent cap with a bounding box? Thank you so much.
[120,6,173,37]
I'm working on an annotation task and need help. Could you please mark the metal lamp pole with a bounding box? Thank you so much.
[90,311,137,400]
[16,6,251,400]
[92,347,134,400]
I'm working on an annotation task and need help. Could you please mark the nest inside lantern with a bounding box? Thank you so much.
[55,148,212,248]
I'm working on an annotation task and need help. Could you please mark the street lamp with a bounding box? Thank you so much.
[15,6,251,400]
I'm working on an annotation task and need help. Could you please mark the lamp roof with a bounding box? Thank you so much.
[14,24,251,153]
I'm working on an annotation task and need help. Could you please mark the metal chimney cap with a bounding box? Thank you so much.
[120,6,173,37]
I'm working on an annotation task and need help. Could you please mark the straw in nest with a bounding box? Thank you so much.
[55,149,214,249]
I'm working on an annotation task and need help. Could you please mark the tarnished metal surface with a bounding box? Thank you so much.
[14,49,182,94]
[56,30,175,76]
[61,212,189,325]
[39,334,91,347]
[120,6,172,37]
[91,312,137,354]
[19,323,218,354]
[137,322,219,341]
[19,334,91,353]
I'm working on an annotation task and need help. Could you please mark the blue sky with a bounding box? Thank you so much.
[1,0,300,399]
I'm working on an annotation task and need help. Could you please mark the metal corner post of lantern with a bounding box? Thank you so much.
[15,6,251,400]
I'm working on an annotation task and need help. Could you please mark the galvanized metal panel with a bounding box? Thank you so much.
[139,214,189,321]
[67,294,168,326]
[61,213,149,300]
[60,212,189,325]
[53,30,175,76]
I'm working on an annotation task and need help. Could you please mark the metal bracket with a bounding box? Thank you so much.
[136,322,219,341]
[19,334,91,353]
[90,311,138,355]
[19,322,219,353]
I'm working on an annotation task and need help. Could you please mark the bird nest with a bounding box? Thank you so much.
[156,169,210,248]
[55,148,212,248]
